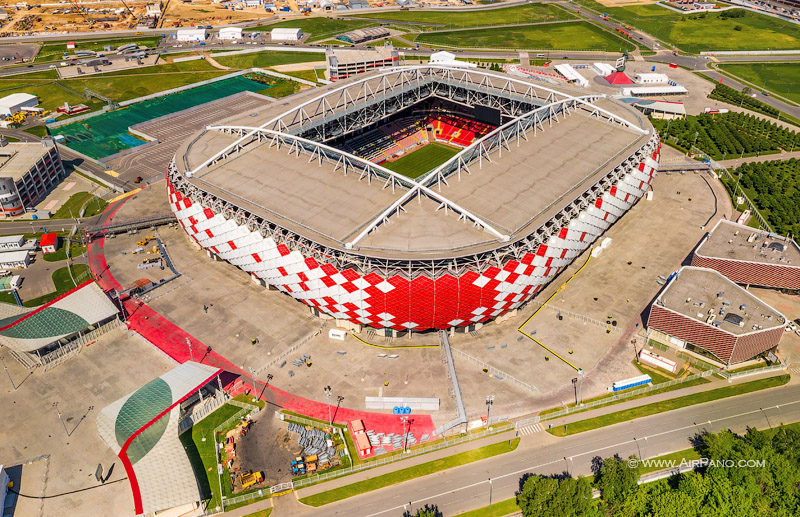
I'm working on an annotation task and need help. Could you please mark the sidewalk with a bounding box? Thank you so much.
[294,428,517,499]
[540,367,791,430]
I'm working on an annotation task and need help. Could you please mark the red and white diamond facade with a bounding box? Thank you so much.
[167,66,661,332]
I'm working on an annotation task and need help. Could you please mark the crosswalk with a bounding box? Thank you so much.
[517,423,543,436]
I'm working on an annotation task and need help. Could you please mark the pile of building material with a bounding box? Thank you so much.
[288,422,336,461]
[365,429,420,455]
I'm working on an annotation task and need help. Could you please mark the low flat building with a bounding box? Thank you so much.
[0,93,38,116]
[40,232,58,254]
[335,27,390,45]
[0,249,30,269]
[176,28,207,42]
[270,27,302,41]
[0,139,67,218]
[692,219,800,290]
[0,234,24,250]
[620,85,688,97]
[618,97,686,120]
[326,47,398,81]
[218,27,243,40]
[647,266,787,365]
[635,73,669,84]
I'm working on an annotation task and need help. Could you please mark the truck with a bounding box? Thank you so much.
[279,6,290,11]
[239,471,263,489]
[291,457,306,475]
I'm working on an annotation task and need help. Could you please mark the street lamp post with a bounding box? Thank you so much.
[488,477,493,511]
[248,367,257,403]
[324,385,332,427]
[53,402,68,436]
[401,415,409,453]
[1,356,16,390]
[571,377,578,407]
[485,395,494,429]
[186,337,194,363]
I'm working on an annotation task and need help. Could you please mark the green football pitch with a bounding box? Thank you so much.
[382,142,460,179]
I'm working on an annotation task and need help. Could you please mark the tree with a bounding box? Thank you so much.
[402,504,442,517]
[516,474,599,517]
[594,454,640,506]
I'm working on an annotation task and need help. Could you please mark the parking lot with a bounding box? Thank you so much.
[0,43,39,63]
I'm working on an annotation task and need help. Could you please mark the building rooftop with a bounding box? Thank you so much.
[696,219,800,267]
[328,46,395,65]
[0,93,36,108]
[654,266,787,336]
[180,81,648,260]
[0,142,53,181]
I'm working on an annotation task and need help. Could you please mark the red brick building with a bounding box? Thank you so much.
[646,266,787,365]
[691,220,800,290]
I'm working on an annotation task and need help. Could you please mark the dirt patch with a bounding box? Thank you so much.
[233,410,297,487]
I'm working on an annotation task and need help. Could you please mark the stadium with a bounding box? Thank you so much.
[166,66,661,333]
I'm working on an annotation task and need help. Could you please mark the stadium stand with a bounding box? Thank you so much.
[423,114,495,147]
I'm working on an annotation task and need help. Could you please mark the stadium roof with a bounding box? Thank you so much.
[97,362,222,515]
[177,66,651,261]
[696,219,800,267]
[0,280,118,353]
[654,266,786,336]
[605,72,634,85]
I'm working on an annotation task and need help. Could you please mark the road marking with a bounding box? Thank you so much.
[518,423,542,436]
[363,396,800,517]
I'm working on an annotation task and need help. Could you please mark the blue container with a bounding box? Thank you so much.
[404,407,411,415]
[393,407,400,414]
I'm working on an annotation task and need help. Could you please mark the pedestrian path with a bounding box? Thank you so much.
[518,423,543,436]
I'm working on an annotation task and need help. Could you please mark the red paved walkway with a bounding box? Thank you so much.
[86,195,435,440]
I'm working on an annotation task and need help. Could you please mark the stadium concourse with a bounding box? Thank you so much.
[86,193,435,439]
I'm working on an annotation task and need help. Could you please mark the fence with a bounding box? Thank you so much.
[291,424,512,489]
[255,324,325,375]
[515,369,717,428]
[40,317,122,371]
[717,361,788,380]
[450,347,538,393]
[435,330,468,436]
[525,300,622,332]
[178,392,231,435]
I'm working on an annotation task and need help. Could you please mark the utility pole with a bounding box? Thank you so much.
[577,370,585,405]
[324,385,332,427]
[248,367,257,403]
[485,395,494,429]
[488,477,493,511]
[571,377,578,407]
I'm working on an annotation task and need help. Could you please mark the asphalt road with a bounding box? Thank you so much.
[291,380,800,516]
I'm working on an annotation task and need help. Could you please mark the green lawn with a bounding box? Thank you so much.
[42,239,86,263]
[244,18,378,42]
[299,438,520,506]
[23,125,48,138]
[717,63,800,104]
[633,360,677,385]
[354,3,573,29]
[242,510,272,517]
[214,51,325,69]
[50,191,106,220]
[382,142,460,178]
[0,61,229,114]
[415,21,635,52]
[574,2,800,53]
[19,264,89,307]
[547,374,790,437]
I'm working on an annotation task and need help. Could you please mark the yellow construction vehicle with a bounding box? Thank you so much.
[240,471,263,489]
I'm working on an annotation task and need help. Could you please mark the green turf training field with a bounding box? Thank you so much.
[213,50,325,68]
[243,17,378,41]
[415,21,635,52]
[383,143,460,178]
[572,2,800,53]
[717,63,800,104]
[353,3,574,29]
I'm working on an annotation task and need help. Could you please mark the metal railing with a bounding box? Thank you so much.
[515,369,717,428]
[450,347,538,392]
[526,300,622,332]
[255,324,325,375]
[292,425,512,490]
[435,331,468,436]
[40,317,122,371]
[178,392,231,435]
[717,361,788,380]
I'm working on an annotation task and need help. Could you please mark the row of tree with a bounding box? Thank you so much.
[514,426,800,516]
[725,158,800,237]
[709,83,781,119]
[651,112,798,160]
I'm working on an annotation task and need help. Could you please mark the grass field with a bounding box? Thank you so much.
[415,21,636,52]
[12,264,90,307]
[299,438,520,506]
[547,374,790,437]
[243,18,378,41]
[50,191,107,220]
[354,3,574,29]
[573,1,800,53]
[383,142,460,178]
[717,63,800,104]
[213,50,325,69]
